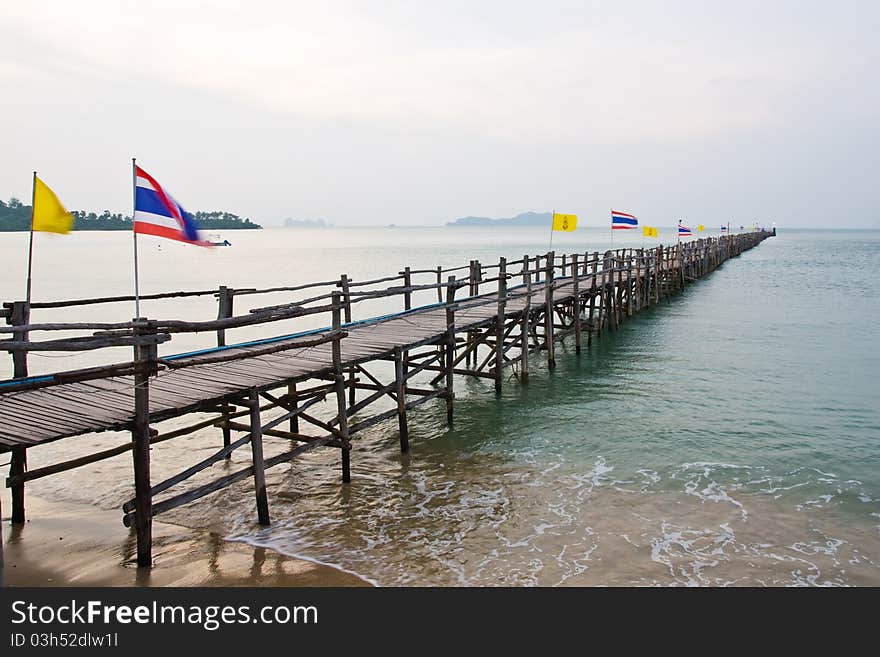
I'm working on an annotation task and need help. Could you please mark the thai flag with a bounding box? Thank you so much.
[678,223,692,237]
[134,166,209,245]
[721,225,728,232]
[611,210,638,230]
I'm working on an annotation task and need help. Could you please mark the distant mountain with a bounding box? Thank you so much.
[447,211,551,227]
[284,218,330,228]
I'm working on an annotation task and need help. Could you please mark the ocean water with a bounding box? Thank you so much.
[3,226,879,586]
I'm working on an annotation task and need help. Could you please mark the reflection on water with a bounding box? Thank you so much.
[9,228,880,585]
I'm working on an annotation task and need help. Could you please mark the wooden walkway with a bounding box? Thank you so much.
[0,231,773,567]
[0,276,591,446]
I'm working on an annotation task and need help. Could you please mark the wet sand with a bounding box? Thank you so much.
[0,494,370,587]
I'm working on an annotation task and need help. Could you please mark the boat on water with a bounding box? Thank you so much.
[207,233,231,246]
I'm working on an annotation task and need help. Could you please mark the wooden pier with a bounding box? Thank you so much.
[0,231,772,567]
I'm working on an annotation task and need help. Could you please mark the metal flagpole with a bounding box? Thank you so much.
[610,208,613,249]
[25,171,37,306]
[132,158,141,319]
[548,209,555,252]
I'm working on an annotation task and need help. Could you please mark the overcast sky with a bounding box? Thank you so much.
[1,1,877,227]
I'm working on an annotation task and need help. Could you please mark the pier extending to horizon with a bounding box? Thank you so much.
[0,231,773,567]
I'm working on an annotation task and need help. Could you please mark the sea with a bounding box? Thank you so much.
[1,226,878,586]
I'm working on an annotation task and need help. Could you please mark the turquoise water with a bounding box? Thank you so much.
[6,227,879,585]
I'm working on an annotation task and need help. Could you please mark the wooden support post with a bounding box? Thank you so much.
[444,276,456,424]
[665,247,673,302]
[331,292,352,483]
[9,300,30,378]
[494,257,507,392]
[626,250,633,317]
[340,274,356,406]
[288,382,299,434]
[436,266,443,303]
[467,261,478,368]
[651,246,660,305]
[602,251,610,331]
[635,250,643,311]
[608,252,619,330]
[394,347,409,452]
[520,259,531,382]
[572,253,582,353]
[248,388,270,525]
[659,246,666,302]
[642,249,648,309]
[131,318,156,567]
[587,252,597,348]
[679,244,686,290]
[561,253,567,277]
[598,251,609,336]
[216,287,234,454]
[402,266,412,311]
[473,260,482,368]
[216,286,234,347]
[469,260,477,297]
[10,446,26,524]
[545,251,556,370]
[656,248,662,301]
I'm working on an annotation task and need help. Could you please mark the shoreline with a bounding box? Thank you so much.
[0,494,370,587]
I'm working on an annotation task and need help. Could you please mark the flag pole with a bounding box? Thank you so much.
[132,158,141,319]
[548,209,555,252]
[25,171,37,306]
[610,208,613,249]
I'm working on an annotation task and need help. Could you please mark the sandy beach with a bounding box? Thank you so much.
[0,493,369,587]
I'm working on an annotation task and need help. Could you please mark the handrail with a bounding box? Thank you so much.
[0,302,340,335]
[0,233,771,381]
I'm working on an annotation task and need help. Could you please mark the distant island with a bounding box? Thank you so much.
[0,198,262,231]
[447,211,551,227]
[284,218,330,228]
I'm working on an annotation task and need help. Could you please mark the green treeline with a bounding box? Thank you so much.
[0,198,262,231]
[191,210,262,230]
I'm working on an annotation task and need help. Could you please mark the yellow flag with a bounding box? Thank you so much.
[697,224,705,232]
[643,225,652,237]
[33,176,74,234]
[653,227,659,237]
[552,212,577,232]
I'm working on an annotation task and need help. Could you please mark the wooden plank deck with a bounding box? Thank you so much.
[0,274,598,449]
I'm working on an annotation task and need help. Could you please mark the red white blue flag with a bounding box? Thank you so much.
[611,210,638,230]
[133,166,209,245]
[678,222,692,237]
